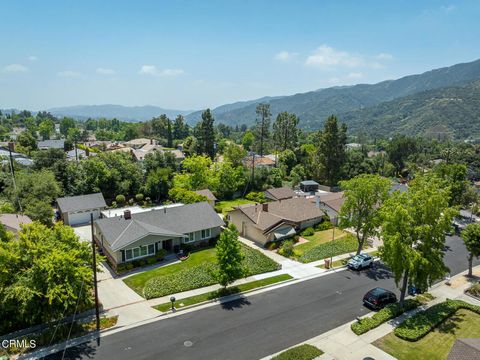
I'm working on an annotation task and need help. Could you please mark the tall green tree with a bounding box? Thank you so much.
[172,114,189,140]
[38,119,55,140]
[0,222,95,334]
[223,143,247,167]
[59,117,76,137]
[167,118,173,148]
[242,130,254,151]
[216,224,245,288]
[317,115,347,186]
[340,174,391,254]
[379,176,457,305]
[434,163,468,206]
[195,109,216,159]
[254,103,271,156]
[387,135,417,176]
[272,111,299,151]
[144,168,172,202]
[461,223,480,277]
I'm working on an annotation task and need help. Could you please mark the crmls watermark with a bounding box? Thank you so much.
[1,339,37,349]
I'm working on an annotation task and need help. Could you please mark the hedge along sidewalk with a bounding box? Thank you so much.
[153,274,293,313]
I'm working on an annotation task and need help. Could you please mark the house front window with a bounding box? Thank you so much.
[125,244,155,261]
[201,228,211,239]
[184,232,195,243]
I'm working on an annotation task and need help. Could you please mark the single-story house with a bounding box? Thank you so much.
[228,197,324,245]
[124,138,152,149]
[265,187,296,201]
[243,155,276,169]
[93,202,224,269]
[37,139,65,150]
[0,213,32,234]
[314,192,345,219]
[57,193,107,226]
[195,189,217,207]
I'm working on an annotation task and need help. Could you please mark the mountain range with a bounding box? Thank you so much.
[46,104,193,122]
[9,58,480,140]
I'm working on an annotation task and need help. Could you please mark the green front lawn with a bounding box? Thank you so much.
[295,228,350,254]
[124,244,281,299]
[154,274,292,312]
[214,198,255,215]
[272,344,323,360]
[374,309,480,360]
[123,247,217,295]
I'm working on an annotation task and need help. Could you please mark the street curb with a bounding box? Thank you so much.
[155,277,297,315]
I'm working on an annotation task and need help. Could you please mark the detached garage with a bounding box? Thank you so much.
[57,193,107,226]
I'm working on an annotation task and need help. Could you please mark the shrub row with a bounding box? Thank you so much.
[143,263,218,299]
[466,283,480,298]
[116,249,167,272]
[394,299,480,341]
[315,221,332,231]
[143,246,280,299]
[351,298,421,335]
[300,227,315,237]
[242,245,281,275]
[272,344,323,360]
[298,234,359,263]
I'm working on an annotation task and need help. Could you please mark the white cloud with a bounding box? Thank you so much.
[305,45,363,69]
[441,4,457,12]
[96,67,116,75]
[3,64,29,73]
[274,51,298,62]
[328,77,341,84]
[375,52,393,60]
[347,72,364,79]
[370,62,385,69]
[28,56,37,61]
[57,70,81,77]
[139,65,185,77]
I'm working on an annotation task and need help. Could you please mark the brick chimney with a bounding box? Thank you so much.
[124,209,131,220]
[262,203,268,212]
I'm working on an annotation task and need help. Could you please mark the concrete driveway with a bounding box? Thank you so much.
[74,225,92,243]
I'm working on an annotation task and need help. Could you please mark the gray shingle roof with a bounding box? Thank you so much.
[37,139,65,149]
[95,202,224,251]
[195,189,217,201]
[265,187,296,200]
[57,193,107,213]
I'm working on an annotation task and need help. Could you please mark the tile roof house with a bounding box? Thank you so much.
[243,155,276,168]
[56,193,107,226]
[264,187,296,201]
[194,189,217,207]
[94,202,224,269]
[228,197,324,245]
[0,213,32,233]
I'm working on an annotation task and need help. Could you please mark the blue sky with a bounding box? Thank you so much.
[0,0,479,111]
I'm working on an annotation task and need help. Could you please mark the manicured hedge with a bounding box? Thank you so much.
[143,245,280,299]
[351,298,421,335]
[298,234,359,263]
[394,299,480,341]
[242,245,281,275]
[272,344,323,360]
[144,263,217,299]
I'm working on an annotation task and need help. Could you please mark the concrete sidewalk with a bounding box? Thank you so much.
[261,265,480,360]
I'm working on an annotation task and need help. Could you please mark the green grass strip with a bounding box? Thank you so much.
[272,344,323,360]
[153,274,293,312]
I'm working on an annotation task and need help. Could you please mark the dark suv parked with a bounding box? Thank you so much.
[363,287,397,310]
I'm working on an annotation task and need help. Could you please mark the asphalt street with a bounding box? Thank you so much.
[44,235,479,360]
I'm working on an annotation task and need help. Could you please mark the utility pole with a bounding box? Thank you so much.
[90,213,100,331]
[8,141,15,176]
[251,151,255,189]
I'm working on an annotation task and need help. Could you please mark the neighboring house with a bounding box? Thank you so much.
[447,338,480,360]
[243,155,276,169]
[66,148,93,161]
[195,189,217,207]
[0,148,33,166]
[37,139,65,150]
[124,138,152,149]
[228,197,324,245]
[264,187,296,201]
[132,145,185,162]
[346,143,362,150]
[93,202,224,269]
[315,192,345,219]
[56,193,107,226]
[0,213,32,234]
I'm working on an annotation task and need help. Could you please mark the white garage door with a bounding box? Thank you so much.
[68,209,100,226]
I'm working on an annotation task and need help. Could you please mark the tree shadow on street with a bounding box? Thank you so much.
[220,296,251,311]
[41,340,98,360]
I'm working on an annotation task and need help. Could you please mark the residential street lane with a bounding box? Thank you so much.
[44,235,478,360]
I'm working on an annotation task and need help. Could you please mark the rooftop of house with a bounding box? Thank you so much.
[315,192,345,213]
[37,139,65,149]
[0,213,32,232]
[265,187,296,200]
[233,197,324,232]
[95,201,224,251]
[300,180,320,186]
[195,189,217,201]
[243,155,276,167]
[57,193,107,213]
[101,203,184,218]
